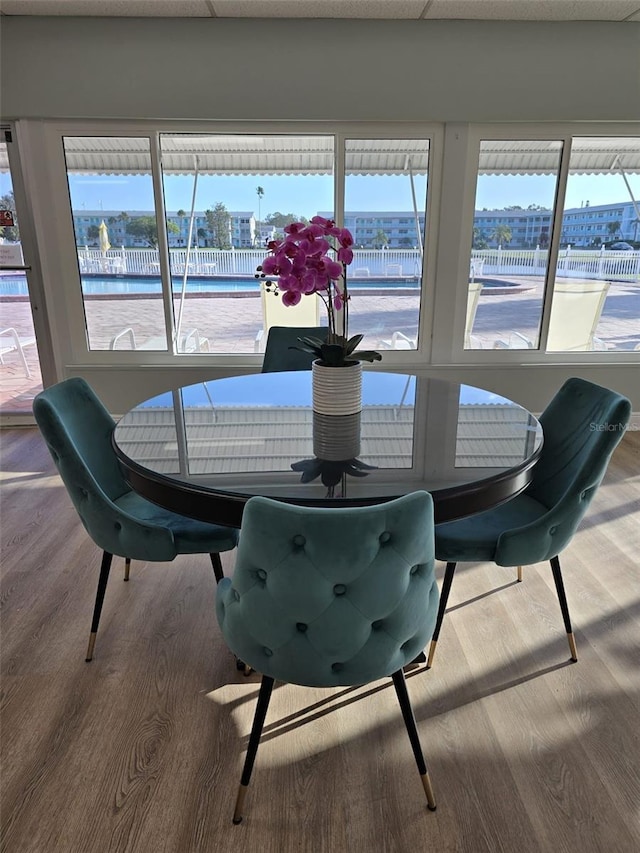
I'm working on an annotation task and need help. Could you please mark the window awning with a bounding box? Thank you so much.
[1,134,639,175]
[478,138,640,175]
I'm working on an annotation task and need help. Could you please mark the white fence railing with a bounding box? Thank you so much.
[77,245,640,282]
[470,246,640,281]
[77,247,425,279]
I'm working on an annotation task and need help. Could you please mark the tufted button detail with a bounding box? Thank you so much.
[233,589,240,602]
[371,620,383,631]
[256,569,267,580]
[410,565,419,576]
[296,622,308,633]
[292,534,306,547]
[114,521,121,531]
[331,662,344,673]
[379,531,391,544]
[263,647,273,657]
[333,584,346,596]
[79,488,88,498]
[549,526,558,535]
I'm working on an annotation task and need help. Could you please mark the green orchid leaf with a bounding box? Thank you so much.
[350,458,378,470]
[343,463,370,477]
[345,334,364,354]
[353,350,383,362]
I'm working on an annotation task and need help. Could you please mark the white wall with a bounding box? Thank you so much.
[2,18,639,122]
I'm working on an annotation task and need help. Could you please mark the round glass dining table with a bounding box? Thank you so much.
[113,371,543,528]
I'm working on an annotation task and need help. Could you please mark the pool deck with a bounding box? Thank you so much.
[1,275,638,414]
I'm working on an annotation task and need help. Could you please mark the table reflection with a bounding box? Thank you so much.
[114,373,541,508]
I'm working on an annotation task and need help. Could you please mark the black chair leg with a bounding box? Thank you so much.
[391,669,437,811]
[426,562,457,668]
[210,552,224,584]
[549,556,578,662]
[233,675,274,825]
[86,550,113,662]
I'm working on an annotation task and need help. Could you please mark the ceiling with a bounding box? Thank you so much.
[1,0,639,21]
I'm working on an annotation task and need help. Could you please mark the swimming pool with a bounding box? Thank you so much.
[0,273,420,298]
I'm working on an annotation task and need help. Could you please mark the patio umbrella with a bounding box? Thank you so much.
[98,219,111,255]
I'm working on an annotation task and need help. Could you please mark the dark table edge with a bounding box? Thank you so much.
[113,436,543,528]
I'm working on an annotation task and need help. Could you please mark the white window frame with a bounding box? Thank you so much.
[28,118,443,375]
[432,121,640,366]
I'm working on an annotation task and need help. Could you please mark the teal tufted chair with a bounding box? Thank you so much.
[261,325,328,372]
[430,377,631,668]
[216,491,440,824]
[33,377,238,662]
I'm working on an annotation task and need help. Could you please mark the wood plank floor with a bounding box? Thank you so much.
[1,427,639,853]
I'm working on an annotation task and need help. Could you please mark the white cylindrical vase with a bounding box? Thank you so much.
[312,360,362,416]
[312,412,361,461]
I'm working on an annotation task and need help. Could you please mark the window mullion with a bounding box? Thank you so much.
[149,132,176,352]
[537,135,573,352]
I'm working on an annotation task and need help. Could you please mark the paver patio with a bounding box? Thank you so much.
[1,276,638,414]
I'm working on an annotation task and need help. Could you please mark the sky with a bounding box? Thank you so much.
[2,171,638,218]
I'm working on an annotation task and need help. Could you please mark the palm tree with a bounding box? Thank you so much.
[256,186,264,246]
[490,224,512,248]
[607,220,621,240]
[373,229,389,249]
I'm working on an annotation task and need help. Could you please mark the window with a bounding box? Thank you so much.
[466,139,563,350]
[63,136,168,351]
[344,138,429,351]
[159,133,334,353]
[547,137,640,352]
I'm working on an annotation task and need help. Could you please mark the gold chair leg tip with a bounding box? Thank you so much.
[568,632,578,662]
[85,633,97,662]
[233,784,248,824]
[421,772,437,810]
[426,640,437,669]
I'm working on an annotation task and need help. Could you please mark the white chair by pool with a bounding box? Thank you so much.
[110,327,209,352]
[0,327,37,378]
[254,281,320,352]
[494,280,610,351]
[380,282,483,350]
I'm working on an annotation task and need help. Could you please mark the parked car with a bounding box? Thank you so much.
[608,242,634,251]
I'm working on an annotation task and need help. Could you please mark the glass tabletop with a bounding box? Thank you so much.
[113,372,543,526]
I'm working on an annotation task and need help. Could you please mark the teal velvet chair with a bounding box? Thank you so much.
[429,377,631,668]
[261,325,328,372]
[216,491,440,824]
[33,377,239,662]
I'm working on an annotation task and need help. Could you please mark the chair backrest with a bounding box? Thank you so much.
[33,377,175,559]
[465,282,483,347]
[496,377,631,565]
[546,281,610,351]
[261,325,329,372]
[216,491,438,687]
[261,281,320,331]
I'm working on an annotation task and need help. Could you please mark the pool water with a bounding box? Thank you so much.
[0,273,420,297]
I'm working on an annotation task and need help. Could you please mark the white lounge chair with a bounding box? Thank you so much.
[254,281,321,353]
[110,327,209,352]
[494,280,610,351]
[380,281,483,350]
[0,327,36,378]
[464,281,483,348]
